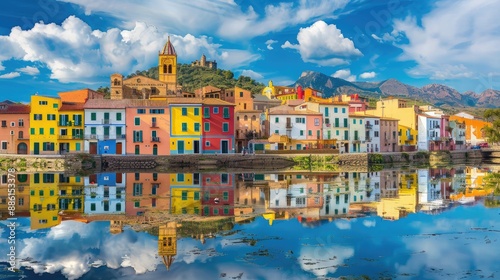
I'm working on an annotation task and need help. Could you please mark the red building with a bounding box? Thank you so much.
[202,99,236,154]
[201,173,235,216]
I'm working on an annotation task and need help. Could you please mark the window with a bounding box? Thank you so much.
[1,141,6,150]
[182,108,187,116]
[133,130,143,142]
[91,112,96,121]
[18,119,24,127]
[342,108,346,113]
[334,107,338,113]
[42,174,54,183]
[73,114,82,126]
[90,127,96,135]
[203,107,210,118]
[325,107,329,117]
[116,112,122,121]
[300,130,304,136]
[194,192,200,200]
[30,128,35,135]
[239,91,243,97]
[223,191,229,201]
[194,123,200,132]
[135,173,140,180]
[116,127,122,136]
[133,183,143,196]
[182,123,187,132]
[42,142,54,151]
[194,108,199,116]
[50,128,54,135]
[39,101,48,105]
[149,109,165,114]
[134,117,140,126]
[223,107,230,118]
[275,130,279,134]
[177,173,185,182]
[10,121,15,127]
[204,122,210,132]
[181,191,188,200]
[275,117,279,123]
[46,114,55,121]
[34,114,42,120]
[308,130,312,136]
[375,120,379,125]
[213,107,219,114]
[53,103,58,108]
[353,119,356,124]
[205,141,210,147]
[222,123,229,132]
[137,109,146,114]
[134,201,140,208]
[374,131,379,137]
[221,174,228,184]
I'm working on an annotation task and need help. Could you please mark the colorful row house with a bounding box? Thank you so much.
[0,101,30,154]
[86,173,126,215]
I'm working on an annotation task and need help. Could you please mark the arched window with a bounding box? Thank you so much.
[113,79,120,86]
[244,115,248,121]
[168,64,172,73]
[252,115,256,121]
[163,64,167,73]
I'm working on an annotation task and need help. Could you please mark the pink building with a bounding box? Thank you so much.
[201,173,235,216]
[124,100,170,155]
[379,117,399,152]
[0,101,30,154]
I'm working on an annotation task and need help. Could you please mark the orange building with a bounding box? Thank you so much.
[58,88,104,103]
[125,172,171,216]
[449,114,492,145]
[0,101,30,154]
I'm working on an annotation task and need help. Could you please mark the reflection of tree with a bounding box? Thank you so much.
[484,197,500,208]
[483,172,500,195]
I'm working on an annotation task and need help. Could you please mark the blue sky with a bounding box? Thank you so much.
[1,0,500,103]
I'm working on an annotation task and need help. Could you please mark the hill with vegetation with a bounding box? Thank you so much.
[97,64,265,98]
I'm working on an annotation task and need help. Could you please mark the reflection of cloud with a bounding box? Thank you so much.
[334,220,351,230]
[299,245,354,276]
[362,220,376,227]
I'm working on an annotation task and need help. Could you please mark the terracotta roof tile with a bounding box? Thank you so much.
[0,103,30,114]
[59,102,85,111]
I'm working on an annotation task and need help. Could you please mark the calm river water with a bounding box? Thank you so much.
[1,166,499,280]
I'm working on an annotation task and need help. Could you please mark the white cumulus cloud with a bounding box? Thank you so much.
[0,16,260,84]
[282,20,362,66]
[61,0,349,40]
[360,71,376,79]
[0,72,20,79]
[392,0,500,81]
[265,39,278,50]
[332,69,356,82]
[16,66,40,75]
[240,69,264,80]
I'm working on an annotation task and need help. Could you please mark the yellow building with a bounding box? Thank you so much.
[158,222,178,270]
[169,98,203,154]
[262,81,276,99]
[0,174,30,218]
[376,172,418,220]
[30,95,61,155]
[170,173,201,214]
[365,98,419,146]
[58,103,85,153]
[58,174,84,214]
[158,36,178,93]
[398,124,418,147]
[30,173,60,229]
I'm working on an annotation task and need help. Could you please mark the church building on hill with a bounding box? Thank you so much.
[109,37,181,100]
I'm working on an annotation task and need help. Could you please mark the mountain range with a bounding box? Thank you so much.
[293,71,500,108]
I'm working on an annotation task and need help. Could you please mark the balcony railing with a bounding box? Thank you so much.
[117,134,126,139]
[58,135,83,140]
[366,137,372,142]
[223,114,230,119]
[151,122,158,128]
[365,123,373,129]
[151,137,160,142]
[85,134,98,140]
[286,122,292,129]
[102,119,110,124]
[407,135,414,141]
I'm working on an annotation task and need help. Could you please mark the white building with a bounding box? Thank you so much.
[83,99,127,154]
[417,114,441,151]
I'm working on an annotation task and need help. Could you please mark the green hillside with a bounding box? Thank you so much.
[128,63,265,94]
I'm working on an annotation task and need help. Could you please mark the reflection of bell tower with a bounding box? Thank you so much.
[110,220,124,234]
[158,36,177,94]
[158,222,178,270]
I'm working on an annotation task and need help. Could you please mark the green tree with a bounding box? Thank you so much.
[483,109,500,144]
[97,86,110,99]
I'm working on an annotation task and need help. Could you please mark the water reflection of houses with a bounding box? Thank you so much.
[125,173,170,216]
[201,173,234,216]
[58,173,84,214]
[267,174,324,220]
[170,173,201,215]
[29,173,61,229]
[0,173,30,219]
[376,171,418,220]
[234,173,269,222]
[85,173,125,214]
[417,169,451,213]
[320,174,350,219]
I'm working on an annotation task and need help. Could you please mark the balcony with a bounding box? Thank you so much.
[223,114,230,119]
[352,136,361,143]
[151,122,158,128]
[366,137,372,142]
[286,122,292,129]
[102,119,110,124]
[117,134,126,139]
[429,136,441,141]
[365,123,373,129]
[58,135,83,140]
[151,137,161,142]
[59,121,73,127]
[407,135,414,141]
[85,134,98,140]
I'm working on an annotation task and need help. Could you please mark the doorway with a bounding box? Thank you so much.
[177,140,184,154]
[221,140,229,154]
[116,142,122,154]
[194,140,200,154]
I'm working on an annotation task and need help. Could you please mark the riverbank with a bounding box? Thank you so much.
[0,149,492,174]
